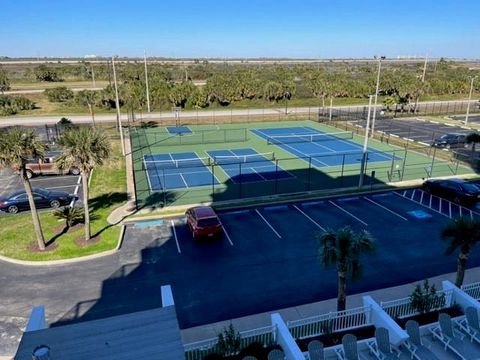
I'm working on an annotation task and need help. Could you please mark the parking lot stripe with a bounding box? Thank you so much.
[170,220,182,253]
[449,201,452,218]
[293,205,326,231]
[328,200,368,226]
[70,175,82,207]
[394,191,450,218]
[419,142,429,146]
[363,197,408,221]
[420,191,424,204]
[217,218,234,246]
[255,209,282,238]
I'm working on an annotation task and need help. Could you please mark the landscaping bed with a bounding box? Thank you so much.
[296,325,376,350]
[395,306,464,328]
[202,342,282,360]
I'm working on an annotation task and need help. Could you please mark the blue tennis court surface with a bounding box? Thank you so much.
[207,148,293,183]
[166,126,192,135]
[252,126,396,167]
[144,152,218,191]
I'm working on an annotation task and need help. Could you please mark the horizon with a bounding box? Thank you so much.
[1,0,479,58]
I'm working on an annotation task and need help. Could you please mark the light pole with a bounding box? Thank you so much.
[414,54,428,113]
[465,76,477,126]
[144,50,151,113]
[370,56,385,137]
[112,56,125,156]
[359,95,374,187]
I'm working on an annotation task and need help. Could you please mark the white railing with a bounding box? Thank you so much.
[184,325,275,360]
[461,282,480,300]
[286,306,371,340]
[380,289,453,318]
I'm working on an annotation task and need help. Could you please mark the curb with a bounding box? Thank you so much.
[0,225,125,267]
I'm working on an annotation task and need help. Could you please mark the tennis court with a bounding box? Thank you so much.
[166,126,192,135]
[144,152,218,191]
[207,148,293,183]
[252,126,396,167]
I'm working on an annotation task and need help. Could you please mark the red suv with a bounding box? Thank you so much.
[185,206,223,239]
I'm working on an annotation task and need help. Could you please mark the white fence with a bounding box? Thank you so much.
[184,325,275,360]
[461,282,480,300]
[287,306,371,339]
[380,289,454,318]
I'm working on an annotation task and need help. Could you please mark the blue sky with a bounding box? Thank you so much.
[1,0,479,58]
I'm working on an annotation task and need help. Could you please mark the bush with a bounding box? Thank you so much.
[410,280,446,314]
[34,65,62,82]
[217,324,241,357]
[53,206,84,228]
[0,95,35,115]
[45,87,74,102]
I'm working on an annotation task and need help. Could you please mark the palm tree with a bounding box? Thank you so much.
[0,128,47,250]
[441,217,480,287]
[318,226,375,311]
[56,127,111,241]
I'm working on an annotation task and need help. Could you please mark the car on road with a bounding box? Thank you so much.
[0,188,77,214]
[431,133,467,149]
[422,178,480,205]
[185,206,224,239]
[25,156,80,179]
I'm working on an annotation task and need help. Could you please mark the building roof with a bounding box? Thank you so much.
[15,306,184,360]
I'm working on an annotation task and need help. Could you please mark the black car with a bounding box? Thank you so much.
[431,133,467,149]
[0,188,77,214]
[422,178,480,205]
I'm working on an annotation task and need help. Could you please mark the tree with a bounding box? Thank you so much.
[0,128,47,250]
[383,96,396,112]
[318,226,375,311]
[409,280,445,314]
[45,86,74,102]
[466,132,480,159]
[441,217,480,287]
[0,67,10,93]
[76,90,98,125]
[56,127,111,242]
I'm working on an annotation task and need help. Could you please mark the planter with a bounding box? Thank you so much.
[202,342,282,360]
[296,325,376,350]
[395,306,464,328]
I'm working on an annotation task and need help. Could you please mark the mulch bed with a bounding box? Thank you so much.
[203,343,282,360]
[395,306,464,327]
[296,325,376,350]
[27,240,58,253]
[74,234,102,247]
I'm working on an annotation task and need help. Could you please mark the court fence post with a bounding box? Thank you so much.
[163,169,167,207]
[239,163,243,199]
[430,147,437,178]
[211,164,215,201]
[307,157,312,191]
[275,160,279,194]
[389,151,396,182]
[401,149,408,181]
[340,154,346,187]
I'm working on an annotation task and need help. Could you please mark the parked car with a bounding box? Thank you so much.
[422,178,480,205]
[0,188,77,214]
[25,156,80,179]
[431,133,467,149]
[185,206,223,239]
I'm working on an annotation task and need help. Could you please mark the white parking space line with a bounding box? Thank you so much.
[70,176,82,207]
[255,209,282,238]
[328,200,368,226]
[293,205,326,232]
[218,218,234,246]
[30,175,75,182]
[44,184,78,190]
[170,220,182,254]
[363,197,408,221]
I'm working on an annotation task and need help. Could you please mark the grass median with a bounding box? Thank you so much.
[0,137,127,261]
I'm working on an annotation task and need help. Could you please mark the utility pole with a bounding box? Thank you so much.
[112,56,125,155]
[144,50,151,113]
[414,54,428,113]
[370,56,384,137]
[465,76,477,126]
[359,95,374,187]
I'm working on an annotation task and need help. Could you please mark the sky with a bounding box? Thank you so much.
[1,0,479,59]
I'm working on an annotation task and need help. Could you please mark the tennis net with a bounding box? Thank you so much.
[213,152,275,165]
[143,157,212,170]
[267,131,353,145]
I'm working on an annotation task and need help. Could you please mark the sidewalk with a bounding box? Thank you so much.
[181,266,480,344]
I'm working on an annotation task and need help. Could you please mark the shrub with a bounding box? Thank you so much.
[53,206,84,228]
[34,65,62,82]
[410,280,446,314]
[45,87,74,102]
[217,324,241,357]
[0,95,35,115]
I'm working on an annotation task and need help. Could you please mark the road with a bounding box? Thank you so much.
[0,99,477,127]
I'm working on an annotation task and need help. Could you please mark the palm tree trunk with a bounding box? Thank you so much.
[88,103,96,127]
[21,167,45,250]
[337,271,347,311]
[455,252,469,287]
[81,171,91,241]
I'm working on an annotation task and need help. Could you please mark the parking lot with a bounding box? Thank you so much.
[451,114,480,124]
[0,168,82,208]
[353,116,472,145]
[118,189,480,329]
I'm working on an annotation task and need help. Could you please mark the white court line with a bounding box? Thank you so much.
[328,200,368,226]
[255,209,282,238]
[293,205,326,231]
[170,220,181,253]
[179,173,189,188]
[363,197,408,221]
[250,167,268,181]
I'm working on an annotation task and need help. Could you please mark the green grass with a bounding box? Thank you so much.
[0,137,127,261]
[131,118,476,208]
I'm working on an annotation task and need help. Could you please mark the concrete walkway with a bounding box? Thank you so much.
[181,267,480,344]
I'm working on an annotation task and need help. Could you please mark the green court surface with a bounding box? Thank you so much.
[130,119,475,208]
